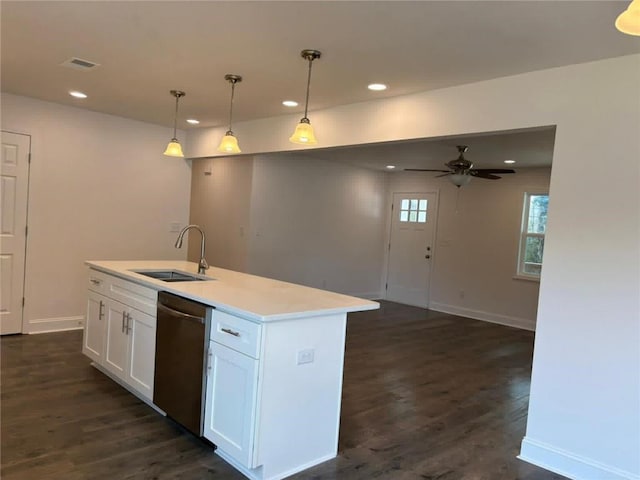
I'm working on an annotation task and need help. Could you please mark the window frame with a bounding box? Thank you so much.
[516,191,549,281]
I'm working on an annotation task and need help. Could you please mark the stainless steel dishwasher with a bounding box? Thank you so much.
[154,291,213,436]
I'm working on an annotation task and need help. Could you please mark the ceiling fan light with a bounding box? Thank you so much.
[289,118,318,145]
[616,0,640,35]
[217,131,241,153]
[163,139,184,157]
[449,173,472,187]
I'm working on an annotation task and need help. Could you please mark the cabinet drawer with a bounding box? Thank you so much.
[211,310,262,359]
[88,269,158,316]
[107,275,157,317]
[88,269,109,294]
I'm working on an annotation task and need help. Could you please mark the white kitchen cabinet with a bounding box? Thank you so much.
[102,298,157,400]
[203,309,350,480]
[204,340,259,467]
[84,269,157,402]
[83,291,106,364]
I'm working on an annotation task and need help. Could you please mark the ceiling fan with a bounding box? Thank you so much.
[405,145,515,187]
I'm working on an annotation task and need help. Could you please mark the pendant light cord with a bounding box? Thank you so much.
[303,57,313,119]
[228,80,236,132]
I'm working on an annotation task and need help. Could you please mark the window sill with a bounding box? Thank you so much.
[513,274,540,283]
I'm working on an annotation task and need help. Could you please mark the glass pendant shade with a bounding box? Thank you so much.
[616,0,640,35]
[449,173,472,187]
[164,139,184,157]
[218,131,241,153]
[289,118,317,145]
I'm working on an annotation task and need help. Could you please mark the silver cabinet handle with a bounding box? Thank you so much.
[126,313,131,335]
[221,327,240,337]
[98,300,104,320]
[121,311,126,333]
[206,349,213,372]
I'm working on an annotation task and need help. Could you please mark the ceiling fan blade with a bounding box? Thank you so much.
[435,173,450,178]
[473,168,516,174]
[404,168,451,172]
[471,171,501,179]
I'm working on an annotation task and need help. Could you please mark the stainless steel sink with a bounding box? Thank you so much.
[130,269,213,283]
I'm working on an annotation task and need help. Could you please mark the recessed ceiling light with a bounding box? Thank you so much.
[282,100,298,107]
[386,165,396,169]
[504,160,516,164]
[69,90,87,99]
[186,119,200,125]
[368,83,387,91]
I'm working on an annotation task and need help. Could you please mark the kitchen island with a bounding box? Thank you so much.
[83,260,379,480]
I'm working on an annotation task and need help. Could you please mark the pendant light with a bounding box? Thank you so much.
[217,74,243,154]
[289,49,321,145]
[163,90,186,157]
[616,0,640,36]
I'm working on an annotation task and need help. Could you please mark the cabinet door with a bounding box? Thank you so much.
[126,308,156,400]
[204,342,259,468]
[83,291,107,364]
[103,299,128,381]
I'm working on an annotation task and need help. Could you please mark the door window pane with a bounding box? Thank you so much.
[399,197,429,223]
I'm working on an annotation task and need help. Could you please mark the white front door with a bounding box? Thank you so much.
[1,132,30,335]
[386,192,438,308]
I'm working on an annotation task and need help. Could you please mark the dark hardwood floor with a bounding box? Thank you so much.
[1,301,566,480]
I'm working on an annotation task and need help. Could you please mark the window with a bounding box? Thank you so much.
[399,198,427,223]
[518,193,549,278]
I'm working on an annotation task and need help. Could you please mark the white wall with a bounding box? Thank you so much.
[188,155,253,272]
[387,168,551,330]
[188,55,640,479]
[1,93,192,333]
[246,154,385,298]
[187,153,385,298]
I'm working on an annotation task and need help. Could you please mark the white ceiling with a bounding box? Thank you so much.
[2,1,638,132]
[286,126,557,171]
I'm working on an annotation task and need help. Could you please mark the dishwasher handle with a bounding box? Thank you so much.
[157,303,205,324]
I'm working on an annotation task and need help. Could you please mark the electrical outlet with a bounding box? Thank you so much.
[459,290,465,299]
[297,348,315,365]
[170,222,182,233]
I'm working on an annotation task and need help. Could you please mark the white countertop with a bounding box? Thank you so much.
[86,260,379,322]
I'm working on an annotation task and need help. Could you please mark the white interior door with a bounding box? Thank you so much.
[1,132,30,335]
[386,192,438,308]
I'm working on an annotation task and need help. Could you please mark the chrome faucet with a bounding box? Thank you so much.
[174,224,209,274]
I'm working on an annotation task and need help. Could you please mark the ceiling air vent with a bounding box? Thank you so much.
[60,57,100,71]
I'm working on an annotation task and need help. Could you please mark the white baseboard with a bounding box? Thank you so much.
[519,437,639,480]
[429,302,536,331]
[27,315,84,334]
